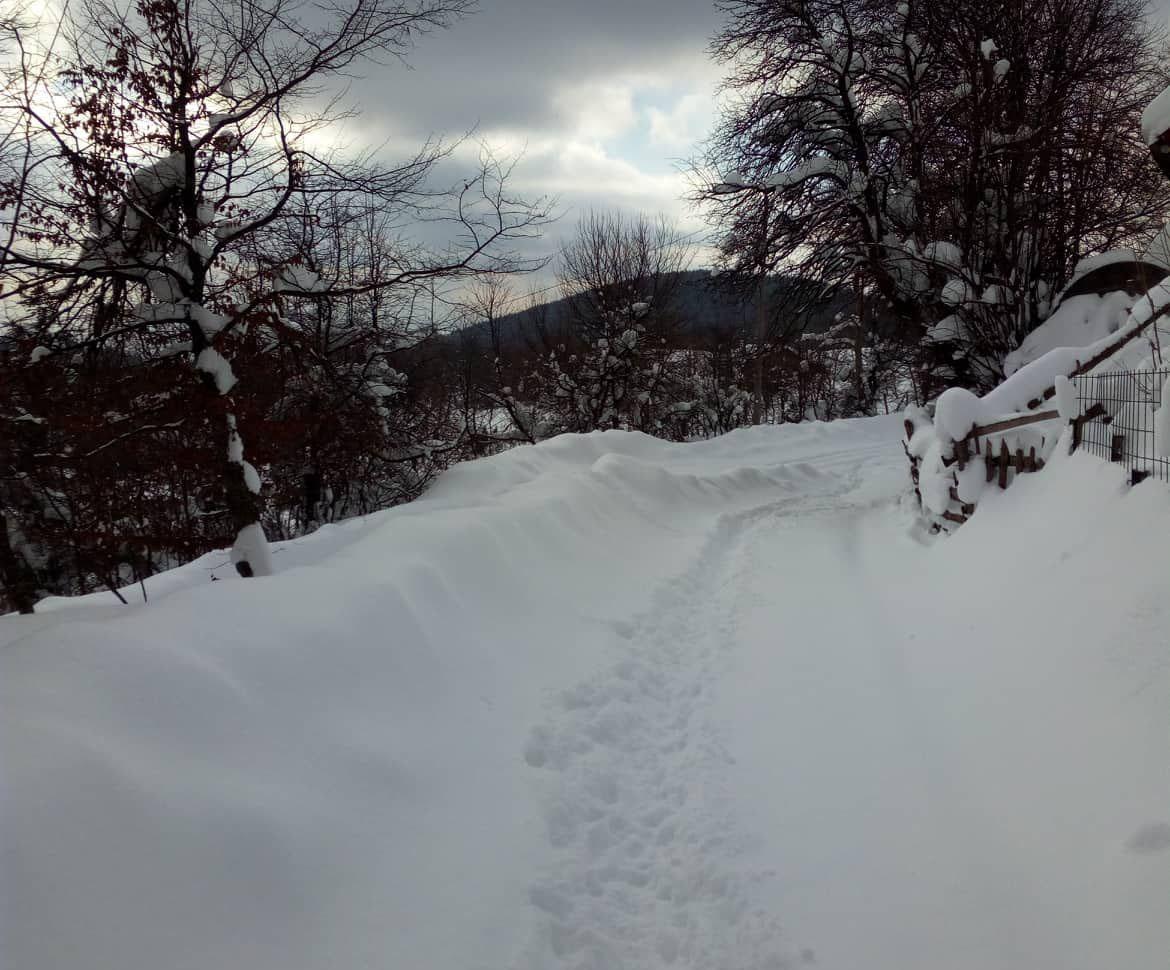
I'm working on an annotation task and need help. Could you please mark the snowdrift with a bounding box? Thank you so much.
[0,420,881,970]
[2,415,1166,970]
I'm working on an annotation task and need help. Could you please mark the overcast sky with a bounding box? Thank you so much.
[332,0,727,283]
[333,0,1170,294]
[31,0,1170,294]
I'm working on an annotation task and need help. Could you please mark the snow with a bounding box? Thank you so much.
[195,346,237,394]
[764,157,848,188]
[923,239,962,270]
[147,269,185,303]
[242,460,262,494]
[916,268,1170,519]
[714,445,1169,970]
[28,345,49,363]
[940,277,971,306]
[933,385,983,441]
[192,303,230,336]
[229,521,273,577]
[1141,83,1170,145]
[132,152,185,197]
[1070,248,1144,280]
[1156,373,1170,457]
[224,420,242,467]
[1004,292,1134,376]
[713,171,750,193]
[993,58,1010,78]
[1054,374,1077,421]
[2,418,1167,970]
[980,37,998,59]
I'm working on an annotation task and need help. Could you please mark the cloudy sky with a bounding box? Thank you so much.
[334,0,727,280]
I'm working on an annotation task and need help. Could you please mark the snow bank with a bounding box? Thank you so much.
[716,445,1170,970]
[0,418,891,970]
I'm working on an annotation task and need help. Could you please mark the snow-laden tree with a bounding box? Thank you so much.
[501,212,696,438]
[700,0,1169,396]
[0,0,548,605]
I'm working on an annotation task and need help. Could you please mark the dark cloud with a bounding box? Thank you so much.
[346,0,722,139]
[358,3,718,228]
[306,0,727,286]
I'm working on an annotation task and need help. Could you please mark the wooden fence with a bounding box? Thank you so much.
[905,300,1170,527]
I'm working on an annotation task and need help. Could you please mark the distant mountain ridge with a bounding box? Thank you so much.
[453,270,856,349]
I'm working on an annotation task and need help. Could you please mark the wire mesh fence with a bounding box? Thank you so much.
[1073,368,1170,484]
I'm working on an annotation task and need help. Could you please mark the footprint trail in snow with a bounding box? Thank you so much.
[516,487,854,970]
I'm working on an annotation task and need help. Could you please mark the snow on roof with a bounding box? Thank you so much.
[1051,249,1167,307]
[1141,84,1170,145]
[1003,291,1134,376]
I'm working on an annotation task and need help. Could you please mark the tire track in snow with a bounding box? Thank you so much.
[514,482,862,970]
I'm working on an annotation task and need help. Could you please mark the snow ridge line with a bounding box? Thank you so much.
[513,486,852,970]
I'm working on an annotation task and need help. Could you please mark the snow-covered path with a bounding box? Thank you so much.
[517,495,808,969]
[513,432,1169,970]
[3,418,1167,970]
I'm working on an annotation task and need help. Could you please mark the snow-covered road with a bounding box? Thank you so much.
[3,417,1167,970]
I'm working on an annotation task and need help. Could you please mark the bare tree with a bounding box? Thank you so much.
[0,0,549,597]
[698,0,1170,396]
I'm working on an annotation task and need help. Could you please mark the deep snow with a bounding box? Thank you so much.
[2,416,1167,970]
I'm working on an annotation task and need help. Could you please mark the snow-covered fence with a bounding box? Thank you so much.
[1072,368,1170,485]
[905,287,1170,528]
[904,406,1060,527]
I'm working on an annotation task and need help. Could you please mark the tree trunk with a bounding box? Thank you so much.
[0,511,39,614]
[753,271,766,424]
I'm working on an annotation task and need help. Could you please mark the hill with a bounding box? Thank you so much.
[452,270,857,349]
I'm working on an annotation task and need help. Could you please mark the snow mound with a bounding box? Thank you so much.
[0,417,896,970]
[3,414,1166,970]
